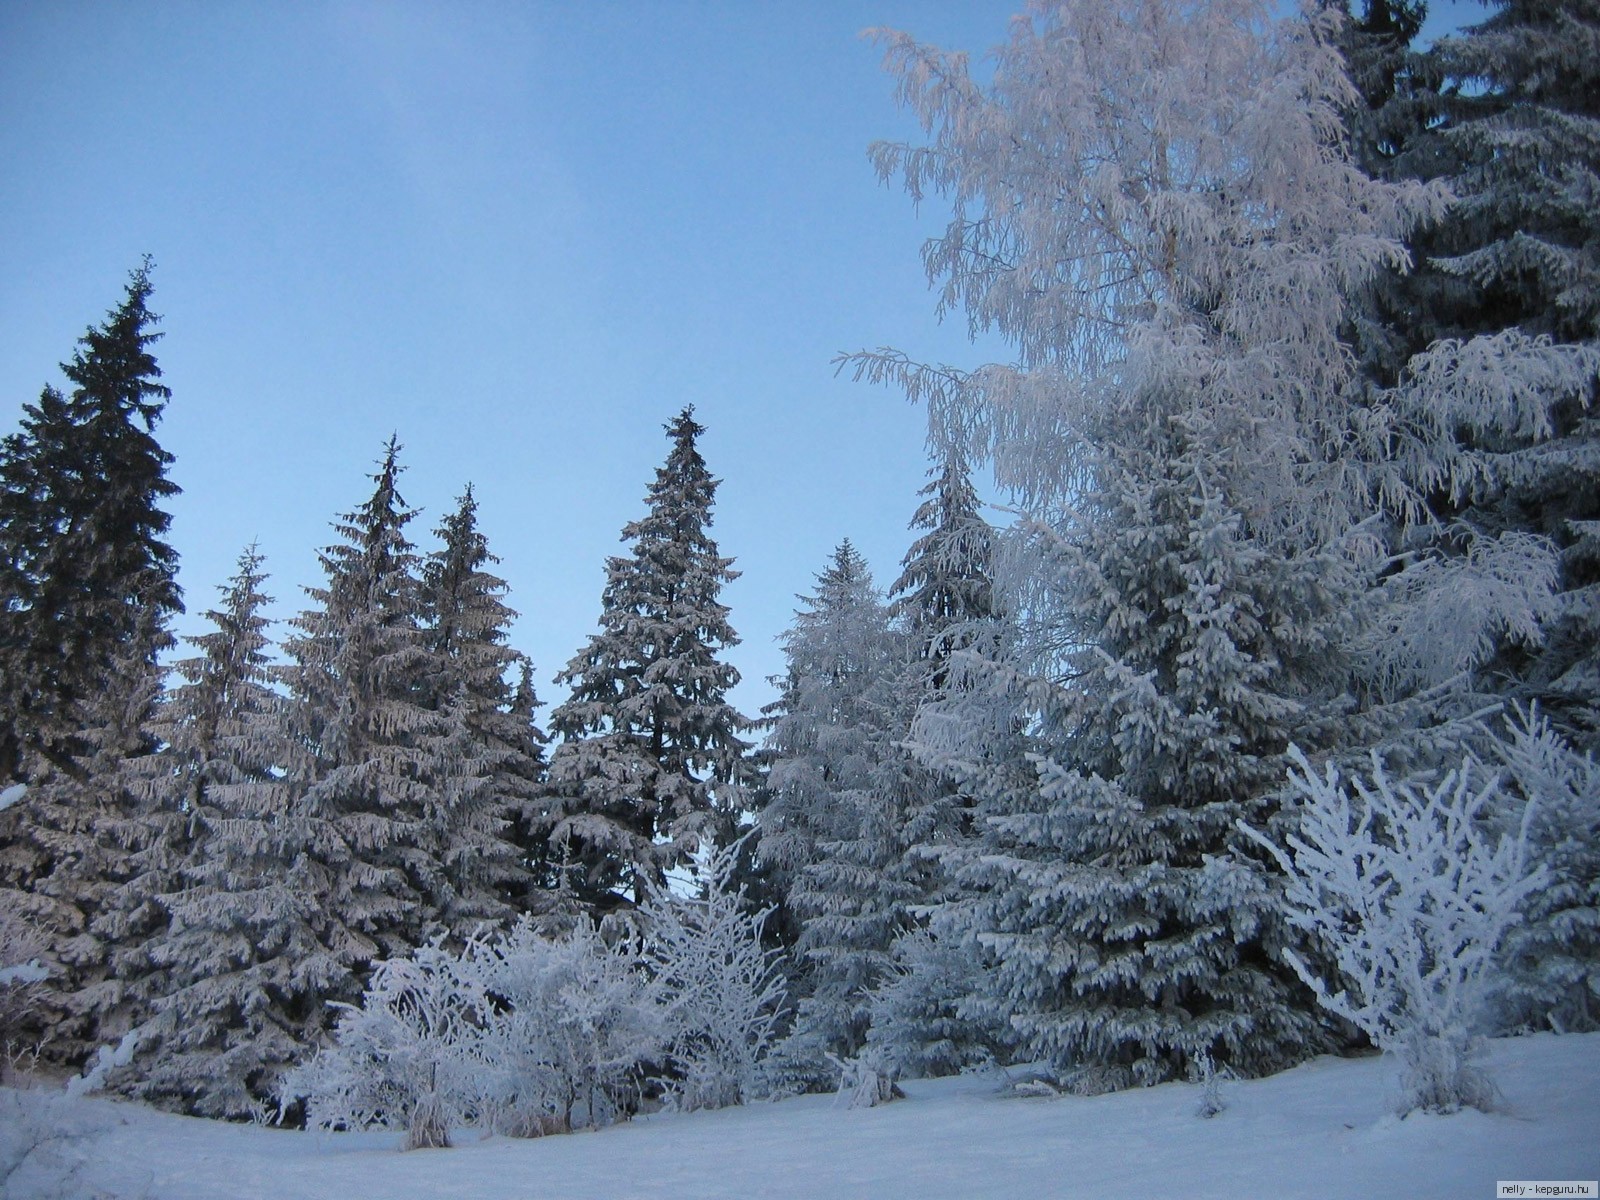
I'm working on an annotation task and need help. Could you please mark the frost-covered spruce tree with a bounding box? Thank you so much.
[846,0,1446,1087]
[0,613,167,1065]
[888,455,1002,903]
[546,408,754,907]
[279,440,459,966]
[1480,706,1600,1033]
[0,263,181,1062]
[1390,2,1600,742]
[758,542,888,905]
[759,542,916,1067]
[862,457,1011,1077]
[103,547,334,1118]
[420,486,544,922]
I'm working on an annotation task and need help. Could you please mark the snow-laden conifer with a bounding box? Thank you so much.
[1389,1,1600,741]
[420,486,544,922]
[0,612,167,1066]
[0,260,181,783]
[546,408,754,906]
[102,547,337,1118]
[759,543,916,1066]
[278,439,457,966]
[1480,706,1600,1033]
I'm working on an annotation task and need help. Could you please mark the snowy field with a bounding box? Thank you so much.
[4,1032,1597,1200]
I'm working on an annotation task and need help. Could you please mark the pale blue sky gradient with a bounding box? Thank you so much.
[0,0,1480,720]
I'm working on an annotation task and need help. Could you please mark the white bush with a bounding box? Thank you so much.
[282,849,790,1147]
[463,917,664,1136]
[1241,747,1546,1113]
[282,946,493,1149]
[641,839,786,1110]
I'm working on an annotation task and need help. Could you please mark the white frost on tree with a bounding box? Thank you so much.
[282,946,492,1150]
[1240,747,1545,1113]
[1479,705,1600,1033]
[842,0,1449,1087]
[641,837,786,1111]
[546,408,754,907]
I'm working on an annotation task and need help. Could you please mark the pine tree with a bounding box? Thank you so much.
[0,259,181,783]
[545,408,753,907]
[420,486,544,922]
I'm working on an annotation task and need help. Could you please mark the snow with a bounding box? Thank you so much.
[7,1033,1597,1199]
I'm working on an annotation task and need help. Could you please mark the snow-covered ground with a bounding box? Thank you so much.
[5,1033,1597,1199]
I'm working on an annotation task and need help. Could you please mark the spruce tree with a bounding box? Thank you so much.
[0,260,181,782]
[108,547,335,1117]
[888,455,1001,892]
[0,262,180,1062]
[1406,1,1600,742]
[0,618,167,1064]
[279,439,454,965]
[759,542,916,1064]
[420,486,546,919]
[545,408,753,907]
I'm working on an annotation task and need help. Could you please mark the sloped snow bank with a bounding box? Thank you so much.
[4,1033,1596,1200]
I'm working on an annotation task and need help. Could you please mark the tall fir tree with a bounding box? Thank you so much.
[759,542,917,1064]
[0,259,181,782]
[545,408,754,907]
[278,439,458,967]
[107,547,333,1117]
[1404,1,1600,742]
[0,263,180,1063]
[420,486,546,919]
[888,455,1002,892]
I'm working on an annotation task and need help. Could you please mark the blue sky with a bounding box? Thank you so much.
[0,0,1479,721]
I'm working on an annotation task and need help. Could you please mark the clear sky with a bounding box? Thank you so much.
[0,0,1481,723]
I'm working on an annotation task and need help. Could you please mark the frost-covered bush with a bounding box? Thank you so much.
[1242,748,1546,1113]
[283,946,492,1150]
[642,840,786,1111]
[464,917,663,1136]
[281,853,790,1147]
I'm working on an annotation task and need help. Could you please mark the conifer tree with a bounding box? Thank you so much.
[420,487,544,921]
[1398,1,1600,742]
[0,620,166,1064]
[108,547,334,1116]
[0,260,181,782]
[888,455,1001,893]
[545,408,753,907]
[278,439,455,965]
[0,262,180,1062]
[760,542,916,1063]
